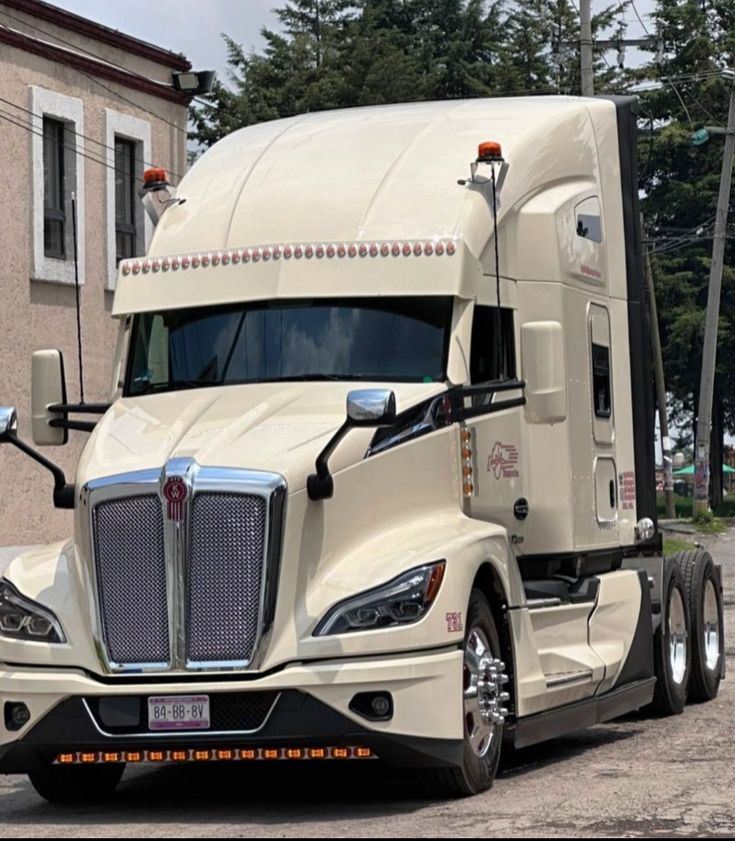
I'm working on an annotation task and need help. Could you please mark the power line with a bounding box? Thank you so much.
[0,92,183,182]
[0,105,120,174]
[0,13,188,137]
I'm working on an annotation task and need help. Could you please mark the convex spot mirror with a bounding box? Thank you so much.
[0,406,18,440]
[346,389,397,427]
[31,349,68,446]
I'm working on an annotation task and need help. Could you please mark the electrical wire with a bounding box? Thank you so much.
[0,105,120,174]
[0,13,188,137]
[0,92,183,181]
[628,0,726,128]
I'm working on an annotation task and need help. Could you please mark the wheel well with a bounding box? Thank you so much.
[472,562,515,716]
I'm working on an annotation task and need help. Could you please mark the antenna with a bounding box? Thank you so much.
[490,163,504,377]
[71,193,85,404]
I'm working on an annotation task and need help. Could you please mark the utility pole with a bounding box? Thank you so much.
[643,239,676,519]
[693,74,735,517]
[580,0,594,96]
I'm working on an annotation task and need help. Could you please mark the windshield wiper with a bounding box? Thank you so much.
[135,379,219,394]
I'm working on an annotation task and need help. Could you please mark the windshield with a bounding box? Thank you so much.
[124,297,452,396]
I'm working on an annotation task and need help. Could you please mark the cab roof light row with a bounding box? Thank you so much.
[120,239,458,276]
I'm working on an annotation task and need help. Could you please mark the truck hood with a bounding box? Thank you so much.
[77,381,445,490]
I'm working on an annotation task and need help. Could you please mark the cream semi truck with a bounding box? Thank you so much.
[0,96,726,801]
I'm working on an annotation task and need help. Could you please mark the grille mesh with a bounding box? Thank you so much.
[93,495,169,665]
[187,492,267,664]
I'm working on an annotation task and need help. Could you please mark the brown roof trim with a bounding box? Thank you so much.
[2,0,191,70]
[0,24,191,105]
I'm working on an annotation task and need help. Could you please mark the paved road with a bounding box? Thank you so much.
[1,534,734,838]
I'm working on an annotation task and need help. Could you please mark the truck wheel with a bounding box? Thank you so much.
[647,559,690,716]
[28,762,125,804]
[425,589,508,797]
[671,549,724,702]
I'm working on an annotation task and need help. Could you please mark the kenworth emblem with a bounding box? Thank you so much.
[163,476,188,521]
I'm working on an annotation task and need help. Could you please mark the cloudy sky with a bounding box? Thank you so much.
[51,0,657,83]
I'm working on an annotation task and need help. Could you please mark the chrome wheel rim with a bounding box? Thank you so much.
[703,578,721,672]
[463,629,508,758]
[669,587,688,686]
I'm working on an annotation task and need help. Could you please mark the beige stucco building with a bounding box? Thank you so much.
[0,0,190,544]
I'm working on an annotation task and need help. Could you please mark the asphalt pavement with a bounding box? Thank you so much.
[1,533,733,837]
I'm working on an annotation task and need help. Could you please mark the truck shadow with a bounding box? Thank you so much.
[2,725,642,826]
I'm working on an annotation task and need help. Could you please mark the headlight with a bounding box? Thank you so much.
[314,562,445,636]
[0,580,66,643]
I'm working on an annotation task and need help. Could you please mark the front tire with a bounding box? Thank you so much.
[647,559,691,716]
[671,549,724,702]
[28,762,125,804]
[425,589,507,797]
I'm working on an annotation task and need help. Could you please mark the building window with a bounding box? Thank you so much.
[115,138,137,264]
[43,118,67,259]
[470,306,516,384]
[30,87,85,286]
[105,110,152,289]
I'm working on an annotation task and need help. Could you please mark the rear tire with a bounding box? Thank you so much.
[28,762,125,804]
[424,589,507,797]
[671,549,724,702]
[647,559,690,716]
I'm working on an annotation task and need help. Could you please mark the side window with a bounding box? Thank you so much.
[470,306,516,384]
[591,343,611,418]
[575,196,603,243]
[589,303,614,444]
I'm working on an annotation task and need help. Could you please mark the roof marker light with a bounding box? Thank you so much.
[402,242,412,256]
[477,141,503,162]
[191,255,200,268]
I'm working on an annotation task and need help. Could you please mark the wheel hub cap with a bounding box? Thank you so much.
[668,586,688,686]
[703,578,721,671]
[463,629,509,758]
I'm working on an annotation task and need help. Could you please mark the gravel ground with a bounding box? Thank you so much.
[1,532,733,838]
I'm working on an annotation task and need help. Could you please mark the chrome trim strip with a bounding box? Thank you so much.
[81,693,282,739]
[526,598,563,610]
[545,670,594,688]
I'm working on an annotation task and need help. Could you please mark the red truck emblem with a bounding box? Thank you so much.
[488,441,520,479]
[163,476,188,521]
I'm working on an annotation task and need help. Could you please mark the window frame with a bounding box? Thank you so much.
[30,86,85,286]
[105,109,152,290]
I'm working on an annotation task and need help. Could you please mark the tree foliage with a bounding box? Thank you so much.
[191,1,625,145]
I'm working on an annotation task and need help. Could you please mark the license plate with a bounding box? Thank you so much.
[147,695,210,731]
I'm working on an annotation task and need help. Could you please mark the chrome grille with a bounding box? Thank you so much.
[93,495,169,666]
[187,492,267,665]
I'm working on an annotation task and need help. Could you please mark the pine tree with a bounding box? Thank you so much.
[636,0,735,506]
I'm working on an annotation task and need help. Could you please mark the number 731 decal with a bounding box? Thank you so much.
[446,612,463,633]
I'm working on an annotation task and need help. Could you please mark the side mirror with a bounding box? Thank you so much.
[0,406,18,440]
[521,321,567,424]
[308,389,397,501]
[31,350,68,446]
[346,389,397,426]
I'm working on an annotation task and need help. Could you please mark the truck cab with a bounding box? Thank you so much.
[0,96,724,801]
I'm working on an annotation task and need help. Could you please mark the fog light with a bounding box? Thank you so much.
[4,702,30,731]
[349,691,393,722]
